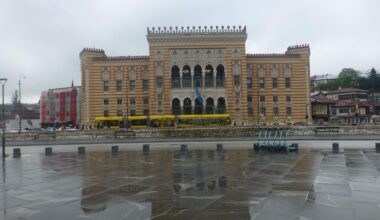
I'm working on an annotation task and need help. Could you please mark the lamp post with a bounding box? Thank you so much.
[18,75,27,134]
[1,78,7,159]
[18,78,21,134]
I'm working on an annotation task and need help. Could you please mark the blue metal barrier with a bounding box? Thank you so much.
[254,129,298,153]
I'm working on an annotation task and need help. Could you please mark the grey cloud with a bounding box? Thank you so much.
[0,0,379,103]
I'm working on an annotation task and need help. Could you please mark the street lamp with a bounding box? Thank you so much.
[1,78,7,159]
[18,74,26,134]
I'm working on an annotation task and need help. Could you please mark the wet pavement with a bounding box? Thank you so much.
[1,144,380,220]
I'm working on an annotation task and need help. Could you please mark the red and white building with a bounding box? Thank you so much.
[40,85,81,127]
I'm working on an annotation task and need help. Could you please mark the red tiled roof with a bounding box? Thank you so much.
[327,87,368,94]
[311,94,335,104]
[334,99,371,107]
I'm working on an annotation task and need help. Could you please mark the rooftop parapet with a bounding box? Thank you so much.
[287,44,310,50]
[80,48,106,57]
[147,25,246,34]
[286,44,310,55]
[147,25,247,44]
[246,53,300,58]
[93,55,149,61]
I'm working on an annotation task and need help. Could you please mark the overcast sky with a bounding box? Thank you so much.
[1,0,379,103]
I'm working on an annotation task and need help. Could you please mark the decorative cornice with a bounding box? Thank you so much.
[147,25,247,44]
[93,55,149,61]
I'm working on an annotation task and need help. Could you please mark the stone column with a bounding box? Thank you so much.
[214,70,216,89]
[180,75,182,90]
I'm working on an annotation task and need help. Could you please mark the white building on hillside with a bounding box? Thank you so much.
[310,74,337,87]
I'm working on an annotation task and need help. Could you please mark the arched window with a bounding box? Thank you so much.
[217,97,226,114]
[194,65,202,88]
[205,97,214,114]
[182,65,191,88]
[171,66,180,89]
[183,98,192,115]
[172,98,181,115]
[216,65,225,88]
[194,97,203,114]
[205,65,214,88]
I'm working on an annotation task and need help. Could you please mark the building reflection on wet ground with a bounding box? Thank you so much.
[1,146,380,219]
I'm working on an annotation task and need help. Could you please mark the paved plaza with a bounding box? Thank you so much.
[1,142,380,219]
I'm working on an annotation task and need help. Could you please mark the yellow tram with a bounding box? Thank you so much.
[94,114,232,129]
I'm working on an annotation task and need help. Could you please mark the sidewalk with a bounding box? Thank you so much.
[4,134,380,147]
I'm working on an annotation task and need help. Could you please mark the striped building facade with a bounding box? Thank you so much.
[80,26,311,128]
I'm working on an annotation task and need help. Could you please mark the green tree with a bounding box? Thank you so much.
[368,68,380,92]
[335,68,360,88]
[358,76,370,90]
[312,68,379,92]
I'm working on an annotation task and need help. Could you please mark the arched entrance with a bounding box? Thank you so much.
[194,97,203,114]
[172,98,181,115]
[182,65,191,88]
[217,97,226,114]
[205,97,214,114]
[216,65,225,88]
[171,66,180,88]
[193,65,202,88]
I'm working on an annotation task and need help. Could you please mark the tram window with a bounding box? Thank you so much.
[130,119,147,126]
[150,120,160,127]
[104,120,117,128]
[164,120,174,127]
[194,119,203,126]
[119,120,124,128]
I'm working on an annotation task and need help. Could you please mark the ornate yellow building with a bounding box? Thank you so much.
[80,26,311,128]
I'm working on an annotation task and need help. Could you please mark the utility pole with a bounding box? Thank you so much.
[373,81,375,117]
[369,68,376,120]
[1,78,8,159]
[18,78,21,134]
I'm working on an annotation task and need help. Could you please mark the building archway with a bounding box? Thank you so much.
[205,65,214,88]
[216,65,225,88]
[172,98,181,115]
[171,65,180,88]
[194,97,203,114]
[205,97,214,114]
[217,97,226,114]
[182,65,191,88]
[183,98,192,115]
[194,65,202,88]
